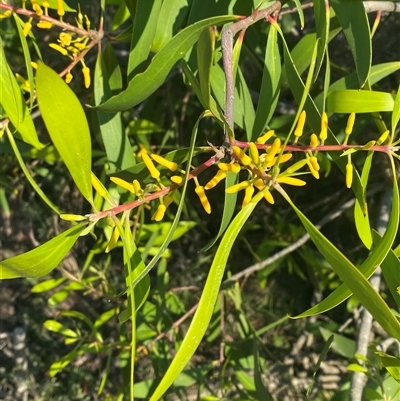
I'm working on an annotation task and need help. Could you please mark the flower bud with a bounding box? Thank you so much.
[195,186,211,214]
[142,153,160,179]
[276,176,306,186]
[310,134,319,149]
[205,170,226,190]
[319,112,328,142]
[376,130,389,145]
[242,185,255,207]
[256,130,275,145]
[294,111,306,138]
[249,142,259,165]
[218,163,241,173]
[152,204,166,221]
[265,138,281,163]
[232,146,252,166]
[226,181,250,194]
[346,163,353,188]
[345,112,356,136]
[151,153,178,171]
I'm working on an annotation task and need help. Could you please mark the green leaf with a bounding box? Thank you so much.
[252,25,281,139]
[43,320,79,338]
[127,0,162,78]
[392,84,400,135]
[31,277,67,293]
[96,15,237,112]
[36,63,93,204]
[327,90,395,113]
[94,44,135,171]
[313,0,330,81]
[152,0,192,52]
[201,171,238,251]
[292,0,304,29]
[197,26,215,108]
[149,192,263,400]
[237,67,255,140]
[376,352,400,383]
[0,38,43,149]
[354,152,373,249]
[280,175,400,340]
[330,0,371,87]
[319,327,355,359]
[0,223,86,279]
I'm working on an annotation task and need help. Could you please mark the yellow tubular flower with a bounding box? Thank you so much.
[242,185,255,207]
[346,162,353,188]
[152,204,167,221]
[276,176,306,186]
[377,130,390,145]
[345,112,356,136]
[82,66,91,88]
[23,21,32,37]
[151,153,178,171]
[253,179,265,191]
[163,195,174,208]
[65,71,73,83]
[218,163,241,173]
[310,134,319,149]
[74,42,86,51]
[43,0,50,14]
[285,159,308,175]
[232,146,252,166]
[249,142,260,165]
[33,4,43,16]
[59,32,72,46]
[110,177,134,193]
[0,10,12,19]
[170,175,184,185]
[265,152,292,168]
[49,43,68,55]
[257,130,275,145]
[319,112,328,142]
[205,170,227,190]
[263,189,275,204]
[57,0,65,18]
[226,181,250,194]
[37,21,53,29]
[142,153,160,179]
[265,138,281,163]
[294,110,306,139]
[308,163,320,179]
[195,186,211,214]
[309,156,320,171]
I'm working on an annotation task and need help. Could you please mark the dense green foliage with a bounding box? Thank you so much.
[0,1,399,400]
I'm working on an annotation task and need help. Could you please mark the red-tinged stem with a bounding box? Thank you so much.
[89,151,223,221]
[0,3,102,39]
[234,140,395,154]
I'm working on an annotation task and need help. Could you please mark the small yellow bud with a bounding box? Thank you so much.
[82,66,91,88]
[294,111,306,138]
[256,130,275,145]
[65,71,73,83]
[376,130,390,145]
[310,134,319,149]
[195,186,211,214]
[23,21,32,37]
[345,112,356,136]
[170,176,184,185]
[319,112,328,142]
[0,10,12,19]
[84,14,91,30]
[263,189,275,204]
[73,42,86,51]
[33,3,43,16]
[43,1,50,8]
[133,180,142,196]
[346,163,353,188]
[226,181,251,194]
[362,140,376,150]
[232,146,252,166]
[218,163,241,173]
[265,138,281,163]
[49,43,68,56]
[110,177,134,193]
[205,170,227,190]
[57,0,65,17]
[31,62,38,69]
[152,204,167,221]
[37,20,53,29]
[105,227,120,253]
[308,163,320,179]
[276,176,306,186]
[249,142,260,165]
[285,159,308,175]
[242,185,255,207]
[151,153,178,171]
[59,214,87,221]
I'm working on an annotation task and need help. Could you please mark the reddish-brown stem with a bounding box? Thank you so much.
[0,3,102,39]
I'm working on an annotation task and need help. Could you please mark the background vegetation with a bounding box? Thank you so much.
[0,1,399,400]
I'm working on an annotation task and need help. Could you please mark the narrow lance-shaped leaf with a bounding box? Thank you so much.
[95,15,237,112]
[36,63,93,205]
[330,0,371,88]
[149,192,263,400]
[0,223,86,279]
